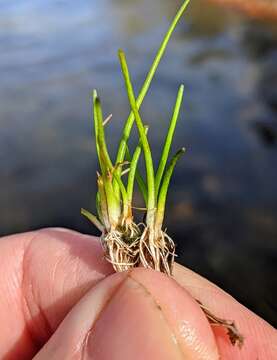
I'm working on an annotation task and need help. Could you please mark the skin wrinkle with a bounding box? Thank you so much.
[18,229,114,356]
[81,272,130,359]
[41,229,111,283]
[21,231,57,347]
[50,252,61,295]
[128,274,186,359]
[20,231,45,351]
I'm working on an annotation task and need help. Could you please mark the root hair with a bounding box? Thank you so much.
[101,221,141,272]
[139,227,176,276]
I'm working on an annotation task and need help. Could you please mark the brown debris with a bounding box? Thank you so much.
[197,300,244,348]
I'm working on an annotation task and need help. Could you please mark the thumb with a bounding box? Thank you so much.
[34,269,218,360]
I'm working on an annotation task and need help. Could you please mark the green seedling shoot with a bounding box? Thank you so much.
[81,0,244,348]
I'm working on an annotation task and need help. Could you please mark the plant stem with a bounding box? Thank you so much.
[126,145,148,203]
[127,126,148,205]
[81,208,104,232]
[118,50,156,227]
[155,148,186,231]
[155,84,184,198]
[113,171,129,219]
[97,175,110,230]
[96,191,104,224]
[93,90,102,173]
[95,96,113,172]
[95,97,120,227]
[114,0,191,193]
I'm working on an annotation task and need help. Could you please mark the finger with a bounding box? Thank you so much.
[173,263,277,359]
[0,228,113,360]
[1,228,276,360]
[34,268,218,360]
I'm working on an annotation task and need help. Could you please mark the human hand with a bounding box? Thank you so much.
[0,228,276,359]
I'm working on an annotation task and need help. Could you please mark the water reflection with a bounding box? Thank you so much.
[0,0,277,325]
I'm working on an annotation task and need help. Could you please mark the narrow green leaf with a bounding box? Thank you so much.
[94,96,113,172]
[114,0,191,174]
[97,175,110,230]
[93,92,105,223]
[155,84,184,197]
[126,145,148,203]
[93,90,102,173]
[118,50,156,226]
[104,176,121,227]
[155,148,186,230]
[81,208,104,232]
[96,191,103,224]
[94,96,121,225]
[112,171,129,218]
[127,126,148,205]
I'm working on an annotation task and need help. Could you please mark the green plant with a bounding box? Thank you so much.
[81,0,244,348]
[82,0,191,273]
[118,49,185,275]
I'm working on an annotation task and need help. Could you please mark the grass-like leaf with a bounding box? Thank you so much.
[112,170,129,218]
[126,145,148,203]
[155,147,186,230]
[114,0,191,192]
[94,96,113,172]
[155,84,184,198]
[81,208,104,232]
[127,126,149,205]
[94,96,121,226]
[118,49,156,226]
[96,175,110,229]
[93,90,102,172]
[96,191,104,224]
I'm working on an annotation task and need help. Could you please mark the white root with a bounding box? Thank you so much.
[101,222,175,276]
[101,224,243,349]
[101,221,141,272]
[139,227,176,276]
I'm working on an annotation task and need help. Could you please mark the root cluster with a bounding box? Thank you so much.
[139,227,175,276]
[101,225,244,349]
[102,225,175,276]
[101,222,141,272]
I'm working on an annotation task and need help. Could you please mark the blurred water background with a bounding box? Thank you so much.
[0,0,277,326]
